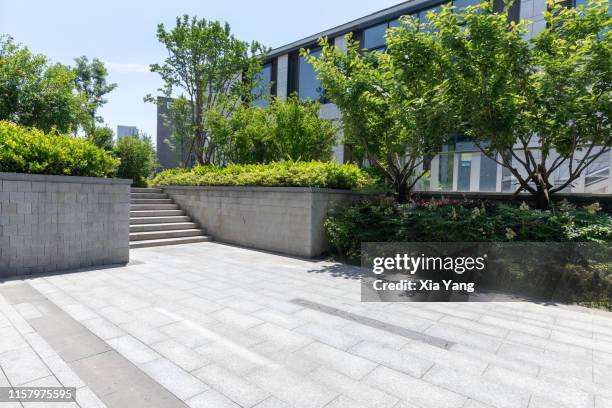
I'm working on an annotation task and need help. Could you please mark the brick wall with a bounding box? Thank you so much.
[0,173,131,278]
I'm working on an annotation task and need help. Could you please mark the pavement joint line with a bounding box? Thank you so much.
[0,282,189,408]
[154,307,279,368]
[289,298,454,350]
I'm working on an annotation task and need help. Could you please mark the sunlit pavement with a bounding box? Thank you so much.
[1,242,612,408]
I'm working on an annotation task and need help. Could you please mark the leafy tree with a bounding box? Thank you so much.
[149,15,268,164]
[0,35,86,133]
[207,96,337,164]
[433,0,611,208]
[113,132,156,186]
[90,125,114,151]
[73,56,117,134]
[307,30,452,202]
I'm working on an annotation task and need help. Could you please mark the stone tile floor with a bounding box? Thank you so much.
[1,242,612,408]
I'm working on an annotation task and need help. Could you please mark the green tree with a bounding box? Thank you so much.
[433,0,611,208]
[307,31,452,202]
[149,15,268,164]
[207,96,337,164]
[0,35,86,133]
[113,132,156,186]
[73,56,117,134]
[90,125,114,151]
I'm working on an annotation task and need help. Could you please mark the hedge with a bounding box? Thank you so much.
[0,121,118,177]
[326,198,612,261]
[150,161,370,190]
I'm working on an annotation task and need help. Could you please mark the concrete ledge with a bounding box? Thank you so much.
[163,185,370,258]
[0,172,131,184]
[0,173,130,278]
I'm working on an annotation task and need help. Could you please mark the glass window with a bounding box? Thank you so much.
[457,152,472,191]
[479,154,498,191]
[585,151,610,191]
[419,5,443,25]
[253,63,272,108]
[438,144,455,191]
[363,23,388,50]
[453,0,480,12]
[298,48,324,101]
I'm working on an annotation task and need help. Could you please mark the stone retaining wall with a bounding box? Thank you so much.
[0,173,131,278]
[163,186,368,258]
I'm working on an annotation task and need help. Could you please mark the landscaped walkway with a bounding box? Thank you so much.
[1,242,612,408]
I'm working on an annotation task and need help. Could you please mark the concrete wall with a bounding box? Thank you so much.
[0,173,131,278]
[163,186,368,258]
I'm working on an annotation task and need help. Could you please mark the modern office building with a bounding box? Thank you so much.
[117,125,139,139]
[255,0,610,194]
[157,0,610,193]
[156,96,196,170]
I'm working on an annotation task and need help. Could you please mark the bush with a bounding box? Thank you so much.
[325,198,612,261]
[0,121,118,177]
[208,96,338,164]
[113,135,156,187]
[150,161,370,190]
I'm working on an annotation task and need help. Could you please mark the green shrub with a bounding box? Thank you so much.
[113,135,156,187]
[150,161,370,190]
[325,199,612,261]
[0,121,118,177]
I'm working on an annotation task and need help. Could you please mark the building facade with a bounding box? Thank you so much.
[117,125,139,139]
[258,0,611,194]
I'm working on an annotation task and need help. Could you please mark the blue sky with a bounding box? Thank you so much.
[0,0,402,145]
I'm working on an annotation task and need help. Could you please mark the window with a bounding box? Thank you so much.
[363,22,388,50]
[438,144,455,191]
[297,48,324,101]
[479,154,498,191]
[453,0,480,13]
[253,63,272,107]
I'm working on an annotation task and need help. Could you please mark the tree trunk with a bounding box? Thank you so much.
[396,180,409,204]
[533,187,552,210]
[194,102,205,165]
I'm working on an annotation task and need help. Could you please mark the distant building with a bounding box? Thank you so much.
[156,97,195,170]
[117,125,139,139]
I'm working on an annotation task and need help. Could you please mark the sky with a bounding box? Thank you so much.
[0,0,403,145]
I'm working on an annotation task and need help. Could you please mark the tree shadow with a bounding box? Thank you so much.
[306,263,362,280]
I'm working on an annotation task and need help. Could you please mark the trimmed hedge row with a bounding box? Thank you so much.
[0,121,118,177]
[150,161,370,190]
[325,198,612,261]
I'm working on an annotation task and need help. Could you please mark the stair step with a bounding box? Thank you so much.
[130,222,198,232]
[131,187,163,193]
[130,203,179,210]
[130,192,168,199]
[129,235,211,249]
[130,216,191,224]
[130,229,204,241]
[130,209,185,217]
[130,198,173,204]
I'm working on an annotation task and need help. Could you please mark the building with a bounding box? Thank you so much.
[117,125,139,139]
[156,97,196,170]
[157,0,610,193]
[257,0,610,194]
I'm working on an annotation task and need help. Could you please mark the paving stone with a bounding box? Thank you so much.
[108,335,160,365]
[195,342,262,376]
[251,308,304,330]
[247,323,312,352]
[140,358,209,401]
[80,317,126,340]
[423,365,530,408]
[252,396,292,408]
[295,323,362,350]
[400,340,488,375]
[74,386,107,408]
[192,363,269,407]
[299,342,377,380]
[0,346,51,386]
[247,367,338,408]
[348,341,433,378]
[325,395,369,408]
[210,308,265,330]
[185,389,240,408]
[150,339,209,372]
[310,367,398,408]
[363,366,466,408]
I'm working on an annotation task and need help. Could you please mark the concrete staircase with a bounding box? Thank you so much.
[129,187,210,248]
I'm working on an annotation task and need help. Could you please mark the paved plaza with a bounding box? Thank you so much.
[1,242,612,408]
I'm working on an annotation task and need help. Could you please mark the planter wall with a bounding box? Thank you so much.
[0,173,131,278]
[163,186,368,258]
